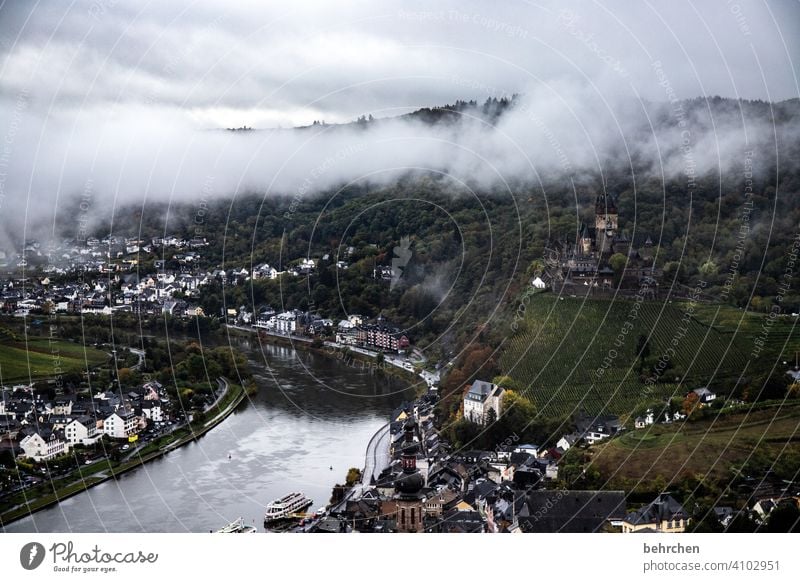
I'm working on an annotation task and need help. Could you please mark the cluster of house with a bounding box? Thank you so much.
[461,379,630,454]
[333,314,411,353]
[251,258,320,280]
[251,310,411,353]
[2,231,353,282]
[0,382,169,462]
[633,387,717,428]
[0,272,211,318]
[1,235,388,329]
[251,306,331,335]
[0,235,209,273]
[0,265,326,320]
[319,386,708,533]
[322,390,563,533]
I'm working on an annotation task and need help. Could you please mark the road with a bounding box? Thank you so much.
[363,422,391,486]
[129,347,145,370]
[226,323,313,343]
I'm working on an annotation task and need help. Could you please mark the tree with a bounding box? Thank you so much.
[492,375,523,392]
[609,252,627,274]
[497,390,537,441]
[117,367,135,386]
[636,334,651,372]
[345,467,362,487]
[725,512,758,533]
[636,334,651,360]
[687,508,723,533]
[682,392,700,417]
[526,259,545,278]
[764,502,800,532]
[699,260,718,277]
[447,417,480,449]
[747,371,791,402]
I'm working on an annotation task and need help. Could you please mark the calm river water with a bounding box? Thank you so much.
[3,337,411,532]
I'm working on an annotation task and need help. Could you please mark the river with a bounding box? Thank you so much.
[3,337,411,532]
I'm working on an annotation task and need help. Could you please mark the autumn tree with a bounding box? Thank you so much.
[682,392,700,417]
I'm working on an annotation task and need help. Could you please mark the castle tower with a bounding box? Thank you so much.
[394,419,424,532]
[595,193,618,254]
[579,223,593,256]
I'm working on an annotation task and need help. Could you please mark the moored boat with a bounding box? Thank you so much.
[264,492,313,522]
[216,517,257,533]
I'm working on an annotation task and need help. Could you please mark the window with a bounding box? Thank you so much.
[411,508,415,526]
[401,508,405,524]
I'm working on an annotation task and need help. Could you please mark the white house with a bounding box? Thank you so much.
[557,433,579,451]
[139,400,163,423]
[103,409,139,439]
[20,428,69,461]
[53,395,74,416]
[463,380,505,425]
[274,311,297,334]
[531,276,546,289]
[64,417,102,446]
[693,387,716,404]
[252,264,279,280]
[634,409,655,429]
[335,319,358,345]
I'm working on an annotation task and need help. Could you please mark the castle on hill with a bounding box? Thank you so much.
[544,193,661,295]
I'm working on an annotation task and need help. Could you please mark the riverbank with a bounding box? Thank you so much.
[225,323,430,394]
[0,378,247,527]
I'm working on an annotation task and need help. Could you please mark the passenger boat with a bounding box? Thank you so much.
[264,492,313,522]
[216,517,257,533]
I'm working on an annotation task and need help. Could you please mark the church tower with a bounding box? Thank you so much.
[394,419,425,532]
[594,193,618,254]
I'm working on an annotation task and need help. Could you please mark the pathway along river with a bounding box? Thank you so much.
[4,337,412,532]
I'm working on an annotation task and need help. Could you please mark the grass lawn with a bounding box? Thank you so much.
[0,339,108,383]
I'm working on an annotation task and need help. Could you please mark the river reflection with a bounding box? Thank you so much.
[3,338,411,532]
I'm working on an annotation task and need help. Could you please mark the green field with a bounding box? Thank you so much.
[0,339,108,383]
[587,403,800,492]
[500,294,799,418]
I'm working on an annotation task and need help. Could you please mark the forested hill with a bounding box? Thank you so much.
[25,95,800,366]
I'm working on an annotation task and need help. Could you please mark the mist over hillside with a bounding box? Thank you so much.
[0,94,797,250]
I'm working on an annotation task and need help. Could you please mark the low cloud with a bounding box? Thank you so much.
[0,0,797,245]
[0,84,797,247]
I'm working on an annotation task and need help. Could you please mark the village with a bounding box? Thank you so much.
[0,378,187,497]
[1,199,799,533]
[0,234,422,353]
[1,228,798,533]
[313,377,797,533]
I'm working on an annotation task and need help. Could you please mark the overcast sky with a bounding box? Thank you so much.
[0,1,798,242]
[1,0,798,128]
